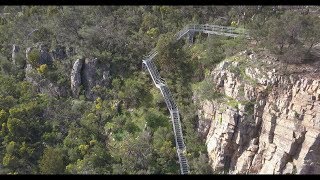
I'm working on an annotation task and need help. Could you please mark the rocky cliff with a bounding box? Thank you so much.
[196,50,320,174]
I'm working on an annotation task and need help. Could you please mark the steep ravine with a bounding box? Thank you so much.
[196,50,320,174]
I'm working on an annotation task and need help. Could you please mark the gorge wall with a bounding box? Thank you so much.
[196,50,320,174]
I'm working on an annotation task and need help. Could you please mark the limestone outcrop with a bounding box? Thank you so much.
[197,50,320,174]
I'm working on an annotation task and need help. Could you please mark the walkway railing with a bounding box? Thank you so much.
[142,24,249,174]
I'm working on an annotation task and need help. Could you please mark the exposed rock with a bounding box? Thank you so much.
[197,100,213,138]
[51,45,67,60]
[24,42,112,100]
[82,58,98,100]
[81,57,111,100]
[71,58,84,98]
[12,44,20,59]
[26,44,53,66]
[39,44,53,65]
[25,64,68,97]
[197,51,320,174]
[25,45,67,98]
[25,63,33,82]
[67,47,75,57]
[282,162,295,174]
[26,47,33,61]
[12,44,26,69]
[50,45,75,60]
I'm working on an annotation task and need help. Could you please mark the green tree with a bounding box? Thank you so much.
[39,147,65,174]
[145,109,169,131]
[109,131,154,174]
[300,14,320,54]
[152,127,179,174]
[27,49,40,68]
[190,153,212,174]
[155,33,178,73]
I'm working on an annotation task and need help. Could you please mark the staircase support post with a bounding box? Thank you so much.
[187,30,195,44]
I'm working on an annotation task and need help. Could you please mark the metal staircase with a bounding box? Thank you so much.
[142,24,248,174]
[143,58,189,174]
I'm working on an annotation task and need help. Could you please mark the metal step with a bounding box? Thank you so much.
[142,24,249,174]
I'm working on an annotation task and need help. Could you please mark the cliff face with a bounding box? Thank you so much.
[196,50,320,174]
